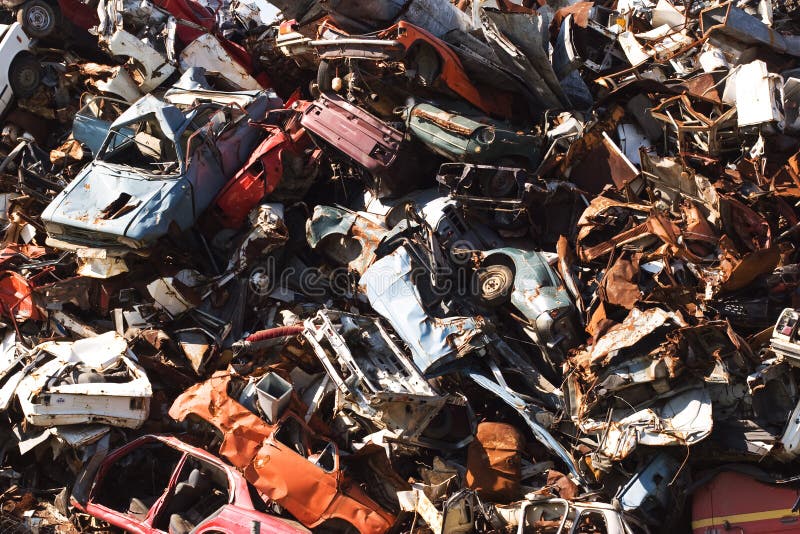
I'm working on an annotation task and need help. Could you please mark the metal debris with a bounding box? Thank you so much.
[0,0,800,532]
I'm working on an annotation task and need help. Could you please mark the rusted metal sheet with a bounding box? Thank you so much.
[598,251,642,309]
[465,422,524,503]
[572,306,686,370]
[569,132,641,193]
[582,387,713,461]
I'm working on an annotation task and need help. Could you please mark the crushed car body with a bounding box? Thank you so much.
[41,93,278,253]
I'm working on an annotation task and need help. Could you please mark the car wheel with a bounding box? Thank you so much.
[17,0,57,38]
[318,59,347,94]
[8,52,41,99]
[475,263,513,307]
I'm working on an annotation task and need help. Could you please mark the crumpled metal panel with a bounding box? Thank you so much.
[468,371,589,490]
[359,245,486,376]
[226,203,289,273]
[75,64,141,104]
[179,34,263,91]
[101,30,175,93]
[0,271,43,322]
[574,307,686,370]
[701,2,800,57]
[478,9,565,111]
[484,10,568,108]
[581,387,713,461]
[301,310,475,449]
[306,205,386,275]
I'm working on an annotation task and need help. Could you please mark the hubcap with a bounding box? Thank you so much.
[482,273,505,295]
[17,68,36,87]
[26,5,51,31]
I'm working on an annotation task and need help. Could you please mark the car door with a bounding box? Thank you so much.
[184,123,226,221]
[84,439,185,534]
[244,414,341,528]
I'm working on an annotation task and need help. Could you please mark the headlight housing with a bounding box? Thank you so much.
[45,223,64,235]
[475,126,496,145]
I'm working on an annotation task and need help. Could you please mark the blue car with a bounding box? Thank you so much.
[42,93,277,254]
[474,247,580,367]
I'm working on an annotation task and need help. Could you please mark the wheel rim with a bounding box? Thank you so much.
[26,5,51,32]
[16,67,37,90]
[481,269,510,298]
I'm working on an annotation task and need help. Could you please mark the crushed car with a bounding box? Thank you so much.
[71,434,308,534]
[41,92,279,254]
[169,371,397,534]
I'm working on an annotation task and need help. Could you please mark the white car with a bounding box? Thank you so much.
[0,22,40,114]
[14,332,152,429]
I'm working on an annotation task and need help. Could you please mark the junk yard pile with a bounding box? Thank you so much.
[2,0,800,532]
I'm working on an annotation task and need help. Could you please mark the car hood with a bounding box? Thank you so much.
[43,163,175,238]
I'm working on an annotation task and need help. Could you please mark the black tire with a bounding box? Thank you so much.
[17,0,57,38]
[475,263,513,307]
[317,59,334,93]
[8,52,40,99]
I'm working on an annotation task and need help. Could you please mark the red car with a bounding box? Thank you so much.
[71,434,308,534]
[213,109,319,228]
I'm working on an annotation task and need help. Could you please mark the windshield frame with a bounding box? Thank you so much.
[94,101,246,179]
[96,112,186,178]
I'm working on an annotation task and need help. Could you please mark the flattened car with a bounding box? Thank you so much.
[213,109,319,228]
[404,102,541,168]
[473,247,579,367]
[15,332,152,429]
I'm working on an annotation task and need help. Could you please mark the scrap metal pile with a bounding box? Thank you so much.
[3,0,800,532]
